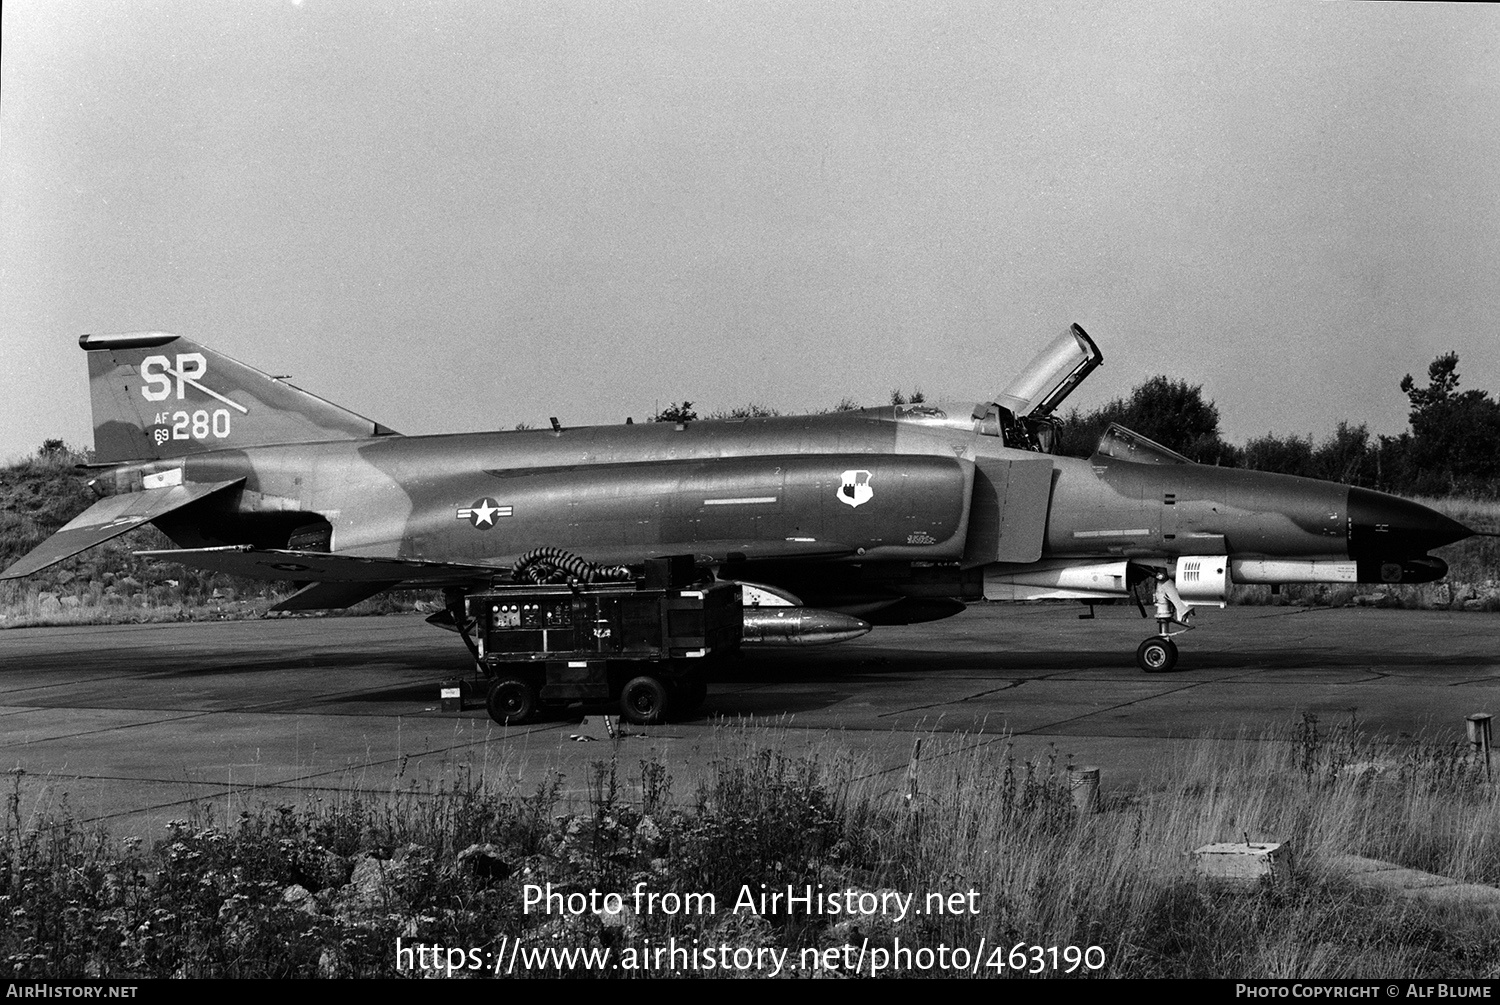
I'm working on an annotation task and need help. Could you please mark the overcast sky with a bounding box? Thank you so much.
[3,1,1497,461]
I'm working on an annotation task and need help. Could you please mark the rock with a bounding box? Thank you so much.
[346,855,390,908]
[59,596,81,608]
[317,947,347,979]
[38,593,61,613]
[315,849,352,888]
[282,883,319,915]
[457,842,511,881]
[597,903,637,935]
[338,853,413,916]
[634,814,665,853]
[391,842,425,864]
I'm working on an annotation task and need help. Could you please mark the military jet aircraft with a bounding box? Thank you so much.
[2,325,1476,671]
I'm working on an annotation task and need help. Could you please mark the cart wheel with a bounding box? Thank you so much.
[1136,636,1178,673]
[486,677,537,725]
[673,678,708,715]
[619,676,669,725]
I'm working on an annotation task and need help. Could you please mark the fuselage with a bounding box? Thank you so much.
[101,401,1466,613]
[13,327,1465,628]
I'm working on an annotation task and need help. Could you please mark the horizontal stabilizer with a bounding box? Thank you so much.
[133,545,494,586]
[1,478,244,580]
[271,580,402,612]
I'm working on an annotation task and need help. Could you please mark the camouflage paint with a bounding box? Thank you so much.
[2,330,1475,620]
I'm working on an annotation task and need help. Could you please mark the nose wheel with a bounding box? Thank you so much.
[1136,636,1178,673]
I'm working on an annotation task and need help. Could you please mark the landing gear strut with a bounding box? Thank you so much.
[1131,565,1195,673]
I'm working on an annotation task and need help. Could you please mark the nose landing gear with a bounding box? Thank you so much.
[1136,617,1192,672]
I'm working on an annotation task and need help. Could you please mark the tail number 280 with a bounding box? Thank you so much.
[152,409,231,443]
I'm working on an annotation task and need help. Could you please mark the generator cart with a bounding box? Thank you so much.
[464,560,742,726]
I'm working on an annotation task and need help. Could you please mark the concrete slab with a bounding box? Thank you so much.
[1328,855,1500,911]
[1,604,1496,839]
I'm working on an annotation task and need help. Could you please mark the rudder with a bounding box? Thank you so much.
[81,332,396,463]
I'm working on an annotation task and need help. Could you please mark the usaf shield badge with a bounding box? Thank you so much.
[837,469,873,508]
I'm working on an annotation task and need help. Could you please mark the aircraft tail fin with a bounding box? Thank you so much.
[80,332,397,463]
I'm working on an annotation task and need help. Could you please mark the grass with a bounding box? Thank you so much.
[4,720,1496,979]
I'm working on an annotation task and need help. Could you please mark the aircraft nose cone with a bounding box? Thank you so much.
[1348,487,1474,556]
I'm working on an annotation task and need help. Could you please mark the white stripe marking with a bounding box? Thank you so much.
[703,496,777,506]
[169,366,249,413]
[1072,528,1151,538]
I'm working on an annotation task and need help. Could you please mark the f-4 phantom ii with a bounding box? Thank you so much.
[2,325,1477,671]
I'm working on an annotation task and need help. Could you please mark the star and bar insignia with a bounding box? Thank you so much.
[456,497,513,529]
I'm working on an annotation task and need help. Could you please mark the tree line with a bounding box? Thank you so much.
[649,354,1497,499]
[1050,352,1500,498]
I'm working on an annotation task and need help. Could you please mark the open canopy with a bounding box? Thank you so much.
[995,323,1103,419]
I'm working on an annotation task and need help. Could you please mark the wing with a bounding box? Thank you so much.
[132,545,502,612]
[132,545,494,585]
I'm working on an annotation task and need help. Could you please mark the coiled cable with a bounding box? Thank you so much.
[512,546,633,586]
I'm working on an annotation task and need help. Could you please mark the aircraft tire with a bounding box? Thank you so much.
[486,677,537,725]
[620,675,670,725]
[1136,636,1177,673]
